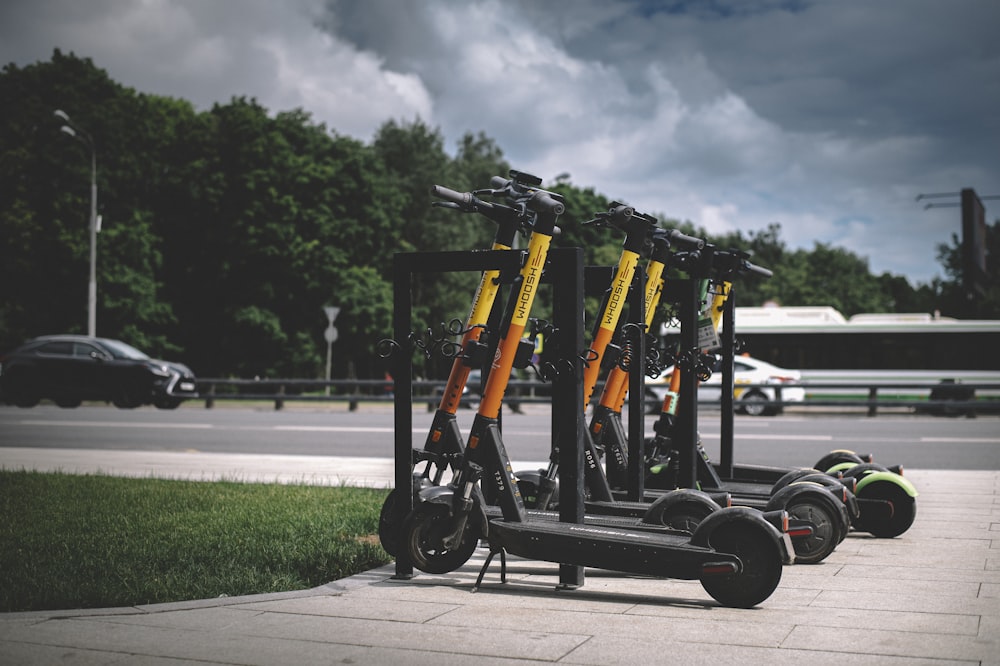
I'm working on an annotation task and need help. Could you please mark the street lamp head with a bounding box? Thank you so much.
[59,125,77,138]
[54,109,71,122]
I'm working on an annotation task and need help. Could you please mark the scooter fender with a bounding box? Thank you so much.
[411,474,435,496]
[765,482,851,533]
[689,507,794,565]
[824,461,856,476]
[640,488,721,525]
[855,471,918,498]
[415,484,490,536]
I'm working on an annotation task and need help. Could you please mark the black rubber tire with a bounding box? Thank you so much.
[700,520,783,608]
[841,462,890,480]
[771,468,822,495]
[5,372,40,408]
[814,450,865,473]
[785,496,840,564]
[649,501,715,534]
[403,503,479,575]
[740,390,772,416]
[378,489,400,557]
[856,480,917,538]
[113,388,143,409]
[54,396,82,408]
[7,378,40,407]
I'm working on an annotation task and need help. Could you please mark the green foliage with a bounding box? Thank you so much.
[934,220,1000,319]
[1,50,992,382]
[0,471,391,612]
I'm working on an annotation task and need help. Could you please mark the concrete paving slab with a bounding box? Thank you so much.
[217,611,591,661]
[229,595,463,623]
[428,603,795,648]
[629,603,980,636]
[810,589,998,615]
[834,562,1000,584]
[781,623,995,663]
[1,467,998,665]
[557,634,975,666]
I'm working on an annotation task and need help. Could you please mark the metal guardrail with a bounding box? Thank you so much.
[195,378,551,411]
[776,381,1000,416]
[194,378,1000,415]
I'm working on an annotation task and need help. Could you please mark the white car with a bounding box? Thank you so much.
[645,354,805,416]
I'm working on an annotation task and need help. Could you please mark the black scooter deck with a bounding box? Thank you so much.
[487,518,729,580]
[482,504,681,533]
[703,478,775,500]
[584,498,656,518]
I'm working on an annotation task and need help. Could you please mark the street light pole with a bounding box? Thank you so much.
[55,109,98,337]
[323,306,340,396]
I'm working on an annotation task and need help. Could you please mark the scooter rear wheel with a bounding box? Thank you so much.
[771,468,821,495]
[814,450,865,473]
[855,480,916,538]
[700,521,783,608]
[403,503,480,575]
[643,495,718,533]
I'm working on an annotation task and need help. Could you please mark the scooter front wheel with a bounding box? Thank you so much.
[785,496,840,564]
[700,521,783,608]
[855,480,916,538]
[403,503,480,575]
[378,489,400,557]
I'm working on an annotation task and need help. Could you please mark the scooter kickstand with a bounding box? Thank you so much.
[473,545,507,592]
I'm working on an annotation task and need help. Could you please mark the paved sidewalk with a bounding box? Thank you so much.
[1,466,998,664]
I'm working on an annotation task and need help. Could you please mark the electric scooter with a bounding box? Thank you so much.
[397,177,792,608]
[643,245,917,541]
[378,172,542,557]
[511,213,731,527]
[545,237,851,563]
[703,269,917,539]
[623,262,852,563]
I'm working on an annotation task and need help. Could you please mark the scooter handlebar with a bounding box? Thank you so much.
[666,229,705,250]
[743,260,773,278]
[431,184,474,206]
[528,190,565,215]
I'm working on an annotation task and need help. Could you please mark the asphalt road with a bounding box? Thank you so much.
[1,402,998,470]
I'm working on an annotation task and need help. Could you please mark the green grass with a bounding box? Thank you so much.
[0,471,392,612]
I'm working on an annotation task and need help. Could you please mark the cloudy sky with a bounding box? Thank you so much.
[2,0,998,285]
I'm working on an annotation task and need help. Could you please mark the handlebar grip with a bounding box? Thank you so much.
[744,261,773,278]
[667,229,705,250]
[490,176,511,190]
[431,184,474,206]
[528,191,565,215]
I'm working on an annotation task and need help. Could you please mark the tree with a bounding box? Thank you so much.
[4,49,976,386]
[371,121,510,378]
[0,51,173,354]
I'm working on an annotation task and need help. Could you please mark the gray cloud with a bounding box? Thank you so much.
[2,0,997,284]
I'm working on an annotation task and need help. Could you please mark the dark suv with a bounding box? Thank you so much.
[0,334,198,409]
